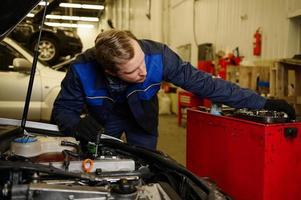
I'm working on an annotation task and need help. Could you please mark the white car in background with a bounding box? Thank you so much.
[0,37,65,121]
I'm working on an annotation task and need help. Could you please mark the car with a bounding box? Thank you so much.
[0,37,65,121]
[9,20,82,65]
[7,0,83,65]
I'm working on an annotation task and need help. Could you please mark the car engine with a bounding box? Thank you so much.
[0,129,230,200]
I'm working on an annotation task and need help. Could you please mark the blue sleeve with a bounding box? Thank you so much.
[162,45,266,109]
[52,66,84,135]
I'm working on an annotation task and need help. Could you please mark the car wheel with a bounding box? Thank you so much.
[32,37,59,64]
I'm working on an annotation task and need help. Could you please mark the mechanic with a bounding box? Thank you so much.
[52,29,295,150]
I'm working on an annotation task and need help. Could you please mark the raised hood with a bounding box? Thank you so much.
[0,0,41,41]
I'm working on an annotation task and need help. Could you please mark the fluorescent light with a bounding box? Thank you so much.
[38,2,49,6]
[27,14,98,22]
[46,15,99,22]
[27,13,34,17]
[59,3,104,10]
[82,4,104,9]
[45,22,95,29]
[39,2,104,10]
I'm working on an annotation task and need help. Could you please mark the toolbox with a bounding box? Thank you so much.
[187,109,301,200]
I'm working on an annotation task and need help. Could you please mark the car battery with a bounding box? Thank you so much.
[186,109,301,200]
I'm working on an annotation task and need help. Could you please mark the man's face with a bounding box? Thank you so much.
[113,39,147,83]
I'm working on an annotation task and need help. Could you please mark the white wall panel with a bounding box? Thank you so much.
[170,0,194,46]
[288,0,301,17]
[77,23,99,51]
[122,0,130,29]
[191,0,300,62]
[103,0,164,41]
[128,0,151,39]
[150,0,163,42]
[169,0,199,65]
[102,0,300,63]
[116,0,122,29]
[194,0,218,45]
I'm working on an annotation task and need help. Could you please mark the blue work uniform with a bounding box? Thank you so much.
[52,39,266,150]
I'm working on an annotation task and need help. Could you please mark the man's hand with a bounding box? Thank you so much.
[74,115,104,142]
[263,99,296,120]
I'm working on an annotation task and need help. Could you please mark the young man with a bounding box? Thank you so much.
[52,30,295,150]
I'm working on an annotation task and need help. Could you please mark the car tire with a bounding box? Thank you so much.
[32,37,59,65]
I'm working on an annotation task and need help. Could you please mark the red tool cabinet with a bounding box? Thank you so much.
[187,110,301,200]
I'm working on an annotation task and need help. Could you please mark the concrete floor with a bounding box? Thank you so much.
[157,114,186,166]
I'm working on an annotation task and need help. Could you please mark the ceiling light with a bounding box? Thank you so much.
[38,2,49,6]
[27,13,34,17]
[45,22,95,29]
[59,3,104,10]
[27,14,99,22]
[46,15,99,22]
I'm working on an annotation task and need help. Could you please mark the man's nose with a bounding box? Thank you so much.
[139,65,147,76]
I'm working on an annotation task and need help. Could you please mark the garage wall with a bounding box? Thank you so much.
[171,0,301,65]
[77,22,99,51]
[102,0,300,65]
[102,0,165,42]
[288,0,301,18]
[169,0,198,65]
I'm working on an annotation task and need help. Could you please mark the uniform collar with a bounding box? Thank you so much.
[105,74,128,93]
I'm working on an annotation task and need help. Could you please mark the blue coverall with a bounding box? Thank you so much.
[52,39,266,150]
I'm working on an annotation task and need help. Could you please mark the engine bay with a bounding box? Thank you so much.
[0,126,230,200]
[0,108,291,200]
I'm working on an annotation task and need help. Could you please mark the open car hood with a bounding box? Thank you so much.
[0,0,40,41]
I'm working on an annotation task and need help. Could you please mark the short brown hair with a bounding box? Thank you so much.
[94,30,137,73]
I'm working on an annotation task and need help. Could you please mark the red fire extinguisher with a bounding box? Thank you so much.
[253,28,261,56]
